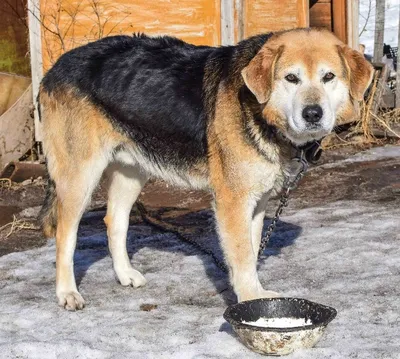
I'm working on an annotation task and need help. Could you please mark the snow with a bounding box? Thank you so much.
[243,317,313,328]
[1,146,400,358]
[313,145,400,170]
[359,0,399,55]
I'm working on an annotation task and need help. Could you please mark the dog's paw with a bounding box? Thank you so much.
[116,267,147,288]
[57,291,85,311]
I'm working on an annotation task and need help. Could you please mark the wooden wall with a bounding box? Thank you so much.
[39,0,310,71]
[242,0,309,39]
[309,0,347,43]
[0,0,31,76]
[40,0,221,71]
[310,0,332,31]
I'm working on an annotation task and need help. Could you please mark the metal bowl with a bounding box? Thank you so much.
[223,298,337,356]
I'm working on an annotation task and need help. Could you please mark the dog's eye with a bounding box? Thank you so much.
[285,74,300,84]
[323,72,335,82]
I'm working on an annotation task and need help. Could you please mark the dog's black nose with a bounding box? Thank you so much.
[302,105,323,123]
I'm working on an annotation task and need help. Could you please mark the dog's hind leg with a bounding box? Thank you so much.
[104,163,148,287]
[39,88,129,309]
[54,155,109,310]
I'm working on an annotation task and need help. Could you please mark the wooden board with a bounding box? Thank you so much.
[0,85,34,170]
[40,0,221,71]
[310,1,332,30]
[243,0,309,38]
[332,0,347,43]
[0,0,31,76]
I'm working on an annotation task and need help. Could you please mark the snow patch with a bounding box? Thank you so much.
[243,317,313,328]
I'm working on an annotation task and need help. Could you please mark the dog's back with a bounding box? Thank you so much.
[41,34,214,167]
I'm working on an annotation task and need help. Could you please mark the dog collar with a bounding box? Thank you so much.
[294,140,322,164]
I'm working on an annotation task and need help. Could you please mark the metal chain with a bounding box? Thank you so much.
[136,151,309,273]
[136,201,229,272]
[258,153,308,257]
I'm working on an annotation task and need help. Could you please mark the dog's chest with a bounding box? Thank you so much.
[238,159,285,197]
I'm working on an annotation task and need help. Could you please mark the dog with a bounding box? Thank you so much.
[38,28,373,310]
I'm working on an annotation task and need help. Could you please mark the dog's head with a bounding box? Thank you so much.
[241,29,374,145]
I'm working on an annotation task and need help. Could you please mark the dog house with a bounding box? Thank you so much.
[28,0,359,141]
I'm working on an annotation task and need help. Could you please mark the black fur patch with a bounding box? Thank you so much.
[41,33,273,168]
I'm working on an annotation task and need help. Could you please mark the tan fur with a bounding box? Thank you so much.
[208,86,284,301]
[338,45,374,101]
[243,29,374,131]
[40,87,130,310]
[40,29,373,309]
[40,87,127,168]
[241,45,284,104]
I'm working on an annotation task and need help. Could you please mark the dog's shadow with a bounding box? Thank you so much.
[74,208,302,305]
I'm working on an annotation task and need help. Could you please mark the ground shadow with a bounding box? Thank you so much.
[73,208,302,305]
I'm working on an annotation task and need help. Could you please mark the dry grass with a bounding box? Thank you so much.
[0,177,46,190]
[0,215,40,240]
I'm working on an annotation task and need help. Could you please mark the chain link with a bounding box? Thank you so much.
[137,151,309,273]
[258,154,308,257]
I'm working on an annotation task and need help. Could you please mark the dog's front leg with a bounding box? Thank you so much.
[214,188,278,302]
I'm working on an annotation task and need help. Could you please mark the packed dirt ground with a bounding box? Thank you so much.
[1,144,399,257]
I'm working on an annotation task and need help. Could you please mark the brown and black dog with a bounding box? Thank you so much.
[38,28,373,310]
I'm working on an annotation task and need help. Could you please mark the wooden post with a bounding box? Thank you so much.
[373,0,385,63]
[297,0,309,28]
[27,0,43,142]
[234,0,244,43]
[347,0,359,50]
[221,0,235,45]
[396,4,400,108]
[332,0,347,44]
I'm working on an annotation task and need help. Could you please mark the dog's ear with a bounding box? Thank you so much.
[338,45,374,101]
[241,45,284,104]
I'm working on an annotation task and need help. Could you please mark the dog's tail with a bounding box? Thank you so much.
[39,172,58,238]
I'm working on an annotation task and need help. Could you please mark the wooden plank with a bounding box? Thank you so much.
[0,0,31,76]
[0,73,31,116]
[233,0,244,42]
[309,2,332,30]
[221,0,235,45]
[28,0,43,141]
[244,0,306,37]
[346,0,359,49]
[332,0,347,43]
[297,0,309,28]
[0,85,34,170]
[40,0,221,71]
